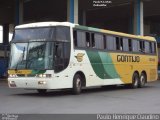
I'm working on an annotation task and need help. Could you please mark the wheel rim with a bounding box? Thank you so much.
[76,78,81,90]
[134,76,138,87]
[140,75,145,86]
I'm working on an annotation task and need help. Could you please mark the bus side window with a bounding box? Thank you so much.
[76,31,86,48]
[123,38,129,52]
[152,42,156,54]
[91,33,95,48]
[139,40,145,53]
[107,35,116,51]
[73,30,77,47]
[132,39,139,52]
[144,41,150,53]
[116,37,120,50]
[94,34,104,49]
[120,38,123,51]
[149,42,152,53]
[116,37,123,51]
[86,32,90,47]
[128,39,132,51]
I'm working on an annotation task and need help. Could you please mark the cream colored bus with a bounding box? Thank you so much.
[8,22,158,94]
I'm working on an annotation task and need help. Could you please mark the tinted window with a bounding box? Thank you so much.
[132,40,139,52]
[86,32,90,47]
[123,38,129,51]
[116,37,120,50]
[54,42,70,73]
[139,40,145,52]
[145,41,150,53]
[73,30,157,55]
[116,37,123,51]
[91,33,95,48]
[13,28,52,42]
[107,36,116,50]
[128,39,132,51]
[77,31,86,47]
[73,30,77,47]
[149,42,152,53]
[152,42,156,54]
[94,34,104,49]
[56,27,70,42]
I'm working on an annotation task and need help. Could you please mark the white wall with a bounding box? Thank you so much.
[0,25,13,43]
[0,26,3,43]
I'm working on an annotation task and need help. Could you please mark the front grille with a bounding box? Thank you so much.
[17,74,25,77]
[27,74,36,77]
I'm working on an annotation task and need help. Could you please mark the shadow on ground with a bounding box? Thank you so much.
[12,84,153,97]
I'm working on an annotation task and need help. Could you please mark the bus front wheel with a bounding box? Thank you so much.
[73,74,82,95]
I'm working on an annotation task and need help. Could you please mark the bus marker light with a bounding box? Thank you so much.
[9,74,17,78]
[38,81,46,85]
[36,74,52,78]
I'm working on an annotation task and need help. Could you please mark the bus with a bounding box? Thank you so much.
[8,22,158,94]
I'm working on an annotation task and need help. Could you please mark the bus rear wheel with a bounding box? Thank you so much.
[138,72,146,88]
[73,74,82,95]
[131,72,139,88]
[37,89,47,94]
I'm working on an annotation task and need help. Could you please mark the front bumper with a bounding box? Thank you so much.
[8,77,53,89]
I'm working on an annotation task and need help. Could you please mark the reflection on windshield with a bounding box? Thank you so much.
[10,43,28,69]
[9,26,71,70]
[9,42,54,70]
[27,42,53,69]
[27,42,45,69]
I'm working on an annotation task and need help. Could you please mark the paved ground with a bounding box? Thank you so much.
[0,80,160,114]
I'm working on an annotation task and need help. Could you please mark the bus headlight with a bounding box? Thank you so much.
[36,74,52,78]
[9,74,17,78]
[38,81,47,85]
[9,81,17,87]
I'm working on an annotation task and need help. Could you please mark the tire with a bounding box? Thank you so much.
[73,74,82,95]
[37,89,47,94]
[138,73,146,88]
[131,72,139,89]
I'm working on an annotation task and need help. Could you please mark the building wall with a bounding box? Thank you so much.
[0,26,3,43]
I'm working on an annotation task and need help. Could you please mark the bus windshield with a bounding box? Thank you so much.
[9,26,71,71]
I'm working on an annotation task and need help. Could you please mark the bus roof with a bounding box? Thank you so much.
[15,22,155,42]
[15,22,75,29]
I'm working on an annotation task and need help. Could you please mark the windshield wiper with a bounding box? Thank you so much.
[22,47,25,60]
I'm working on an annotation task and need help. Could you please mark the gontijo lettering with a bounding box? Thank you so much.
[117,55,140,62]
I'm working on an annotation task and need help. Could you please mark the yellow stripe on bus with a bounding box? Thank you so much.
[8,70,32,75]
